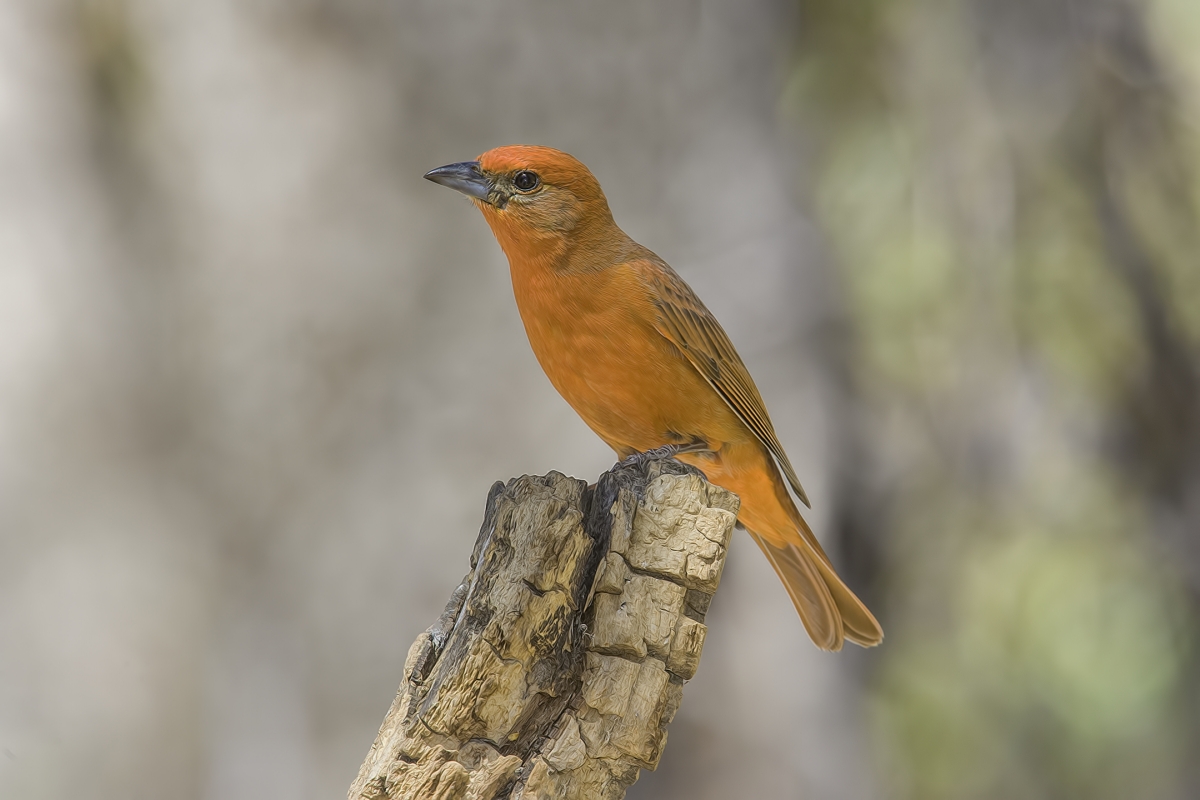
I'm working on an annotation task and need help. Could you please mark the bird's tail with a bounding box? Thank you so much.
[746,528,883,651]
[680,445,883,650]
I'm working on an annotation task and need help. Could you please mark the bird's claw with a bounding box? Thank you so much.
[615,442,708,470]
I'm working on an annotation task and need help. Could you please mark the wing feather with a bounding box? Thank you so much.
[632,258,811,508]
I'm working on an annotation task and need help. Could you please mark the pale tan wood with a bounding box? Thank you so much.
[348,457,739,800]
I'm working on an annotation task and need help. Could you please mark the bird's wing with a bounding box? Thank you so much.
[632,258,811,508]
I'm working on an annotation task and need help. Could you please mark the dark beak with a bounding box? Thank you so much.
[423,161,494,204]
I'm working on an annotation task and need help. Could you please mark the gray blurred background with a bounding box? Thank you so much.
[1,1,1197,798]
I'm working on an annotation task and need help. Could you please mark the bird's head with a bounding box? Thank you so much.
[424,145,618,262]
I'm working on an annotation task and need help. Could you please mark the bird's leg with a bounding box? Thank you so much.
[615,440,711,470]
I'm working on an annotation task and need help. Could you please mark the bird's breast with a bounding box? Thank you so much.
[509,265,740,454]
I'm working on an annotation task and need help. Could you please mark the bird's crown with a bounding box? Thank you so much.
[477,145,604,202]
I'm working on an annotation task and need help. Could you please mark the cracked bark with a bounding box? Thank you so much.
[348,457,739,800]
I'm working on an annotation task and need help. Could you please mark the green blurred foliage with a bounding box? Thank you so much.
[785,0,1200,797]
[75,0,147,127]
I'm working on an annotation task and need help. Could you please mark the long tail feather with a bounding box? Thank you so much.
[678,443,884,650]
[747,531,883,650]
[812,554,883,647]
[792,511,884,647]
[748,531,844,651]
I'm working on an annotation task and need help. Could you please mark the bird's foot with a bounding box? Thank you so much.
[615,442,709,471]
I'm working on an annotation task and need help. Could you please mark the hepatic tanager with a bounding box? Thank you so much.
[425,145,882,651]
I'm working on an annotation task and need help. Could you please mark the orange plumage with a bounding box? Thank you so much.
[425,145,882,650]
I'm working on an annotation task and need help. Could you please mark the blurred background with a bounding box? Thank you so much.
[1,0,1197,798]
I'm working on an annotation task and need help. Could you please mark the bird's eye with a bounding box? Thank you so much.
[513,170,540,192]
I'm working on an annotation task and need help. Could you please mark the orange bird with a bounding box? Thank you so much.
[425,145,882,651]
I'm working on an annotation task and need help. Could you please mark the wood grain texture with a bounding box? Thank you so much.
[348,457,739,800]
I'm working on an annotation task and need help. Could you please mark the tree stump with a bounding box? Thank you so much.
[348,457,740,800]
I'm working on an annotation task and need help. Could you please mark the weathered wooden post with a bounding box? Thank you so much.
[349,456,738,800]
